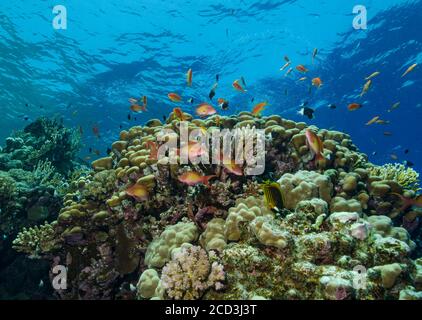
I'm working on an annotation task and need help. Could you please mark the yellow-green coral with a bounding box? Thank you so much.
[368,163,420,192]
[12,221,59,258]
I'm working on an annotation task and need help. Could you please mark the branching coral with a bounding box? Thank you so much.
[368,163,420,192]
[161,245,225,300]
[12,221,59,258]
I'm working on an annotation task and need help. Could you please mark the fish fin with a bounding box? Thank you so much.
[203,175,217,186]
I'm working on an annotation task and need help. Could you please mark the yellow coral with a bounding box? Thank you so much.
[368,163,420,192]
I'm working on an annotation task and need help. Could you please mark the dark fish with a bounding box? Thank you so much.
[221,101,229,110]
[284,89,288,96]
[240,76,246,87]
[163,115,167,122]
[25,103,28,107]
[134,117,137,121]
[89,147,92,153]
[209,89,216,100]
[298,107,314,120]
[383,132,393,136]
[403,160,414,167]
[328,104,337,109]
[404,149,409,154]
[128,114,131,121]
[107,148,112,155]
[216,74,219,82]
[23,115,29,120]
[251,97,255,103]
[372,151,377,156]
[188,98,194,104]
[119,125,123,129]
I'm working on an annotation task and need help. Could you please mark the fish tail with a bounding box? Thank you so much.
[203,175,216,186]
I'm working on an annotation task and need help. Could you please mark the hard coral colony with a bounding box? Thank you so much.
[7,109,422,300]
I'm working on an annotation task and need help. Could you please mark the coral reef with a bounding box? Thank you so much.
[11,110,422,300]
[368,163,420,193]
[0,117,85,299]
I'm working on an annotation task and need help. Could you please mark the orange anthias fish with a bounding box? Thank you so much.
[392,193,422,211]
[126,183,149,201]
[221,158,243,176]
[168,93,182,102]
[252,101,268,116]
[178,141,207,158]
[92,125,100,138]
[130,104,144,113]
[232,80,247,93]
[365,116,380,126]
[296,65,309,73]
[173,107,186,121]
[312,77,323,88]
[401,63,418,78]
[186,68,193,86]
[196,103,217,117]
[145,141,158,160]
[348,103,362,111]
[305,129,325,164]
[178,171,216,186]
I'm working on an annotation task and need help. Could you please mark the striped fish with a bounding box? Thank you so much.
[261,181,284,212]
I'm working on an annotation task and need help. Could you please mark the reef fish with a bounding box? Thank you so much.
[388,102,400,112]
[280,61,291,71]
[252,101,268,116]
[168,93,182,102]
[126,183,149,201]
[401,63,418,78]
[262,181,284,212]
[360,80,372,97]
[296,65,309,73]
[178,171,216,186]
[232,80,246,93]
[365,116,380,126]
[92,125,100,138]
[218,98,229,110]
[305,129,325,164]
[312,48,318,64]
[130,104,145,113]
[348,103,362,111]
[312,77,322,88]
[173,107,186,121]
[196,103,217,117]
[145,141,158,160]
[365,71,380,80]
[178,141,207,158]
[186,68,193,86]
[298,107,315,120]
[221,159,243,176]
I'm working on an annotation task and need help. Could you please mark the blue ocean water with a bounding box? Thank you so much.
[0,0,421,172]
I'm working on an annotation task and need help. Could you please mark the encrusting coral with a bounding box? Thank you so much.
[11,110,422,300]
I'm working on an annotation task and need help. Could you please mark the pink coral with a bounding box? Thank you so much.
[161,245,225,300]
